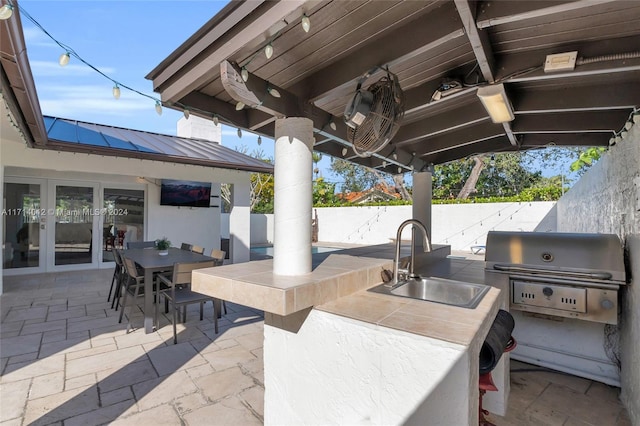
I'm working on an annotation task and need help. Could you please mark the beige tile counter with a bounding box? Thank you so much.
[192,254,393,316]
[192,244,501,349]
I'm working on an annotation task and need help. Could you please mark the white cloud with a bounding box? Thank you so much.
[38,84,153,118]
[30,60,116,77]
[22,27,58,48]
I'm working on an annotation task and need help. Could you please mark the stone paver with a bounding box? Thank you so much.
[1,269,634,425]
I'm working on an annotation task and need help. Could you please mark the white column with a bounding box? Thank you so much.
[412,171,433,250]
[273,117,314,276]
[229,175,251,263]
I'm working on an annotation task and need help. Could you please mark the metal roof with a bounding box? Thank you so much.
[147,0,640,174]
[44,116,274,173]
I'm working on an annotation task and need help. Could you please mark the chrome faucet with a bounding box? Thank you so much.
[391,219,432,286]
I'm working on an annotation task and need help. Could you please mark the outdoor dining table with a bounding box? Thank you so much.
[123,247,214,333]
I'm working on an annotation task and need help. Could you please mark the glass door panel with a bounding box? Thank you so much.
[54,185,94,266]
[3,182,42,269]
[102,188,144,262]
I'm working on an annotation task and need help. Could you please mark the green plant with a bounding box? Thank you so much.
[155,237,171,250]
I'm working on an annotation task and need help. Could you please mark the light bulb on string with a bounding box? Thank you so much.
[621,130,628,139]
[235,101,245,111]
[625,121,633,130]
[257,136,262,146]
[397,166,402,174]
[155,101,163,116]
[382,161,387,168]
[213,115,219,126]
[615,135,622,144]
[633,112,640,124]
[112,84,121,100]
[329,122,337,131]
[241,67,249,82]
[267,86,281,98]
[392,151,398,160]
[609,137,616,146]
[0,3,14,20]
[265,43,274,59]
[58,52,70,67]
[183,109,190,120]
[301,14,311,33]
[341,147,347,157]
[237,128,242,138]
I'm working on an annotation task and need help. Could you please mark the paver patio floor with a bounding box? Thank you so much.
[1,269,264,425]
[1,268,633,425]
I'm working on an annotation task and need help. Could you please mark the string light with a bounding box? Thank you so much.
[112,84,121,100]
[341,147,347,156]
[241,67,249,82]
[301,14,311,33]
[382,161,387,167]
[0,3,14,20]
[155,101,163,116]
[267,86,281,98]
[264,43,274,59]
[237,128,242,138]
[235,101,245,111]
[213,115,219,126]
[397,166,402,173]
[329,121,337,131]
[392,150,398,160]
[58,52,70,67]
[257,135,262,145]
[183,109,190,119]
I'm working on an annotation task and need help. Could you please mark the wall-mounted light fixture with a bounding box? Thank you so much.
[476,83,515,123]
[0,2,14,20]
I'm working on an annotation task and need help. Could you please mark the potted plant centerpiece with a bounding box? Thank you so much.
[155,237,171,255]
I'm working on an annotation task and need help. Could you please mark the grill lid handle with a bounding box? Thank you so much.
[492,264,612,280]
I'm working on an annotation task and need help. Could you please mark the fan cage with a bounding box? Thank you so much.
[347,73,405,157]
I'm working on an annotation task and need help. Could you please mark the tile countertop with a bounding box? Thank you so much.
[191,244,501,347]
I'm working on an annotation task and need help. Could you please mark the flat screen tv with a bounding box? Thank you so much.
[160,179,211,207]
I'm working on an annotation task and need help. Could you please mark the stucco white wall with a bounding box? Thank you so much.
[556,122,640,424]
[621,235,640,423]
[231,202,557,250]
[264,309,471,426]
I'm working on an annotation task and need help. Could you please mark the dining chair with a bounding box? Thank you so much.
[108,248,125,309]
[118,256,148,331]
[191,245,205,255]
[209,249,225,266]
[180,243,193,251]
[208,249,228,316]
[127,241,156,249]
[157,260,218,344]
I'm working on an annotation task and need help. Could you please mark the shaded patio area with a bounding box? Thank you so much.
[0,269,631,425]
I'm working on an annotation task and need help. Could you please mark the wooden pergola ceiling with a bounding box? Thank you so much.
[147,0,640,174]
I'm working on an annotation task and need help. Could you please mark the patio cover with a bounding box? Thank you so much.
[43,116,274,173]
[147,0,640,174]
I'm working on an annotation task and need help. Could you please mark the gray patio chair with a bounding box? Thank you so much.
[109,248,125,309]
[180,243,193,251]
[209,249,225,266]
[157,260,218,344]
[191,245,205,254]
[127,241,156,249]
[118,256,148,331]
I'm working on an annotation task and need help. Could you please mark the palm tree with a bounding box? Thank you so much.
[312,151,323,179]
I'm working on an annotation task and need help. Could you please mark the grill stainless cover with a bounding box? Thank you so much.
[485,231,626,324]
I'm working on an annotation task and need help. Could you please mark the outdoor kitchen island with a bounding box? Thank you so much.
[191,245,502,425]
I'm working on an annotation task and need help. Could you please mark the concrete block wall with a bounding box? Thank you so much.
[556,121,639,424]
[222,202,556,251]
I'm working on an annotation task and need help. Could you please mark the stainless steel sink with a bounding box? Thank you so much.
[368,277,490,309]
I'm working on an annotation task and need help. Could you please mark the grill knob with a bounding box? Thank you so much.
[543,287,553,297]
[601,299,614,310]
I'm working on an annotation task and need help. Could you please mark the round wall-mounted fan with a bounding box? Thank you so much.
[344,67,405,157]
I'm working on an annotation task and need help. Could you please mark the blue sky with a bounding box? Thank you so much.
[19,0,336,178]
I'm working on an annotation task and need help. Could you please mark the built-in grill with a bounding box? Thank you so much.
[485,231,626,325]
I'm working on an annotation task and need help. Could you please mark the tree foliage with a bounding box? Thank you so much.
[329,158,380,193]
[220,146,274,213]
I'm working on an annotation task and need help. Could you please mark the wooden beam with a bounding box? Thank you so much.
[512,110,629,133]
[287,2,465,104]
[520,133,610,147]
[454,0,495,83]
[405,122,505,157]
[503,123,519,146]
[219,61,425,172]
[393,101,489,147]
[421,136,512,165]
[153,0,313,102]
[476,0,618,29]
[513,82,640,113]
